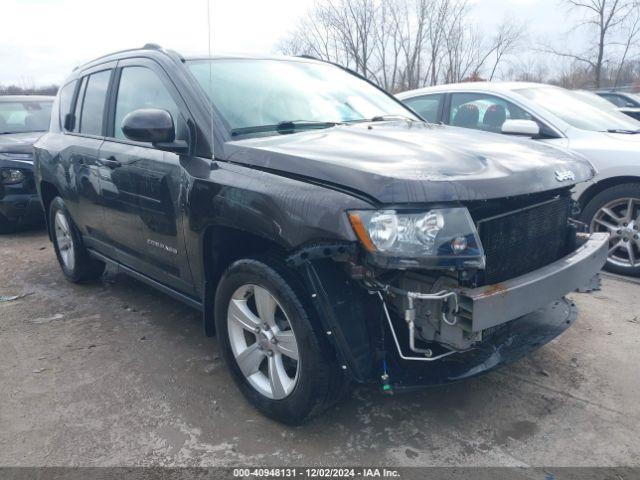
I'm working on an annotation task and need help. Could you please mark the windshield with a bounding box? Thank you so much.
[574,90,621,111]
[516,86,640,132]
[0,100,52,134]
[628,93,640,106]
[187,59,417,136]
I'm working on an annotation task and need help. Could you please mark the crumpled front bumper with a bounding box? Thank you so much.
[384,232,609,389]
[387,297,578,390]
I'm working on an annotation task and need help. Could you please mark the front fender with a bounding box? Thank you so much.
[182,159,373,293]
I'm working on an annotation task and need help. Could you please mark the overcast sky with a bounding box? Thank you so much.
[0,0,578,86]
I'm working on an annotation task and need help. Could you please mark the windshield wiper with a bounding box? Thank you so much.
[607,128,640,134]
[230,120,342,137]
[370,114,417,122]
[0,130,44,135]
[342,114,418,125]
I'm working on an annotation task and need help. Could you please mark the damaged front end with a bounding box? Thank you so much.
[289,190,609,391]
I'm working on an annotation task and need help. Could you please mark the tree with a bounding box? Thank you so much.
[0,84,59,96]
[545,0,639,87]
[277,0,526,92]
[507,58,550,83]
[612,8,640,87]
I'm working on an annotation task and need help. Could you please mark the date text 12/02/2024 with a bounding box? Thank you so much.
[232,468,401,478]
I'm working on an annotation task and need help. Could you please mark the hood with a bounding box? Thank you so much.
[224,122,595,204]
[0,131,43,155]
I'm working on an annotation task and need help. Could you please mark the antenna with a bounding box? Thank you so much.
[207,0,215,160]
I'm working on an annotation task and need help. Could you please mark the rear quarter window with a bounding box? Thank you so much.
[404,94,443,123]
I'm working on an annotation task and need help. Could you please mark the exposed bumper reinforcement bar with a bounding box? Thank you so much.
[458,232,609,332]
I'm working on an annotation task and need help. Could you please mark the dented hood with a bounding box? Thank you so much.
[0,131,42,156]
[224,122,595,204]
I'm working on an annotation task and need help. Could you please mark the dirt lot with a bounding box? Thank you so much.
[1,228,639,468]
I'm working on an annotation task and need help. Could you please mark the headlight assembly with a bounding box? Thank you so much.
[1,168,25,185]
[348,207,485,269]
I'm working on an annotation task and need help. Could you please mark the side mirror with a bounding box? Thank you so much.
[121,108,175,144]
[501,119,540,137]
[121,108,189,154]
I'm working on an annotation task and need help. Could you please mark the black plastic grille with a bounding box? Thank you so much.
[477,196,571,285]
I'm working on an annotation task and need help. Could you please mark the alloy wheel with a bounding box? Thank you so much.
[227,284,300,400]
[54,211,75,271]
[590,197,640,269]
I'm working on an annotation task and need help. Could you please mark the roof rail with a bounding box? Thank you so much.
[72,43,173,72]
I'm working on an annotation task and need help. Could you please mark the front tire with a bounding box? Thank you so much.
[214,256,348,424]
[582,183,640,277]
[49,197,104,282]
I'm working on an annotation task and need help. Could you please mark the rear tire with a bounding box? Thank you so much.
[214,255,348,424]
[49,197,104,282]
[581,183,640,277]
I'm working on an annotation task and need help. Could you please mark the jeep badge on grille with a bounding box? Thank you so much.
[555,169,575,182]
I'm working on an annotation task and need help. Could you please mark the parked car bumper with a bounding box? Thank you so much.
[0,160,44,225]
[0,189,43,223]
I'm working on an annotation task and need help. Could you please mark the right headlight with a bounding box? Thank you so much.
[348,207,485,269]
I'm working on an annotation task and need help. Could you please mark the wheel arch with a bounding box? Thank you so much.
[578,176,640,211]
[203,224,289,286]
[198,224,376,383]
[39,181,60,240]
[201,224,289,336]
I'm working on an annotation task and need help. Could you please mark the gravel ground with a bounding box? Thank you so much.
[1,228,639,468]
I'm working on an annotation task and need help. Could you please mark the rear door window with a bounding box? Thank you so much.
[78,70,111,136]
[403,94,443,123]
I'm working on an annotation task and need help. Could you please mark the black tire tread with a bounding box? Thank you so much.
[214,253,349,424]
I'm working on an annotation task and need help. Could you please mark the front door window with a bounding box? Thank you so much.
[449,92,533,133]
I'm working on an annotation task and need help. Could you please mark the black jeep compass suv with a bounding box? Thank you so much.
[34,45,608,424]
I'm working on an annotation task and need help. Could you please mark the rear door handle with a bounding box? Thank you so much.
[99,156,122,169]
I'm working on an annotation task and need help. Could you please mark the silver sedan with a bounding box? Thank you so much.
[398,82,640,277]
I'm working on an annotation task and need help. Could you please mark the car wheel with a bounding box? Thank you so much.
[582,183,640,277]
[49,196,105,282]
[0,213,18,234]
[214,255,348,424]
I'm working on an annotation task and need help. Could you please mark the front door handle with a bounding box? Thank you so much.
[99,156,121,169]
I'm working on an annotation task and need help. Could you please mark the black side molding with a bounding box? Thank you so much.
[88,249,204,311]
